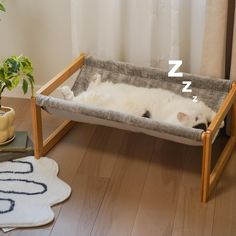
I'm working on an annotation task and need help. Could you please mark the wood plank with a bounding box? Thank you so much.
[50,175,109,236]
[48,123,96,185]
[50,126,125,236]
[77,126,125,178]
[131,139,184,236]
[212,149,236,236]
[172,144,215,236]
[91,133,155,236]
[9,229,50,236]
[96,129,126,178]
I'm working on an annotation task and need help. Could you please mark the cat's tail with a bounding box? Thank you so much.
[60,86,75,101]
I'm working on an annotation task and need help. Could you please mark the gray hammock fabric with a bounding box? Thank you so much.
[36,56,232,146]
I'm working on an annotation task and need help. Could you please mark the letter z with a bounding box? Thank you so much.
[168,60,183,77]
[182,81,192,93]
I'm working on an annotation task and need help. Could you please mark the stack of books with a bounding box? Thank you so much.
[0,131,34,162]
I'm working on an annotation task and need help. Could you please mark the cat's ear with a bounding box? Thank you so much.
[177,112,189,123]
[207,110,216,122]
[89,73,102,89]
[207,110,224,128]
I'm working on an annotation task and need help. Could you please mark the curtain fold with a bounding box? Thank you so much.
[70,0,229,78]
[200,0,228,78]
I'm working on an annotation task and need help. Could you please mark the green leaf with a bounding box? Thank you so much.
[27,73,34,83]
[27,73,34,79]
[22,79,28,94]
[3,57,20,75]
[19,56,33,74]
[0,3,6,12]
[4,79,13,90]
[0,81,3,92]
[0,67,4,79]
[12,76,20,87]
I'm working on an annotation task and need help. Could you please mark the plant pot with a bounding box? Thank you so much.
[0,106,15,143]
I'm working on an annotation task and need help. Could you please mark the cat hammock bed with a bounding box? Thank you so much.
[31,54,236,202]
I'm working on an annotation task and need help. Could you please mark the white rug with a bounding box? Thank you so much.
[0,156,71,231]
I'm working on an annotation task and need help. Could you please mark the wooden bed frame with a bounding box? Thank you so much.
[31,53,236,202]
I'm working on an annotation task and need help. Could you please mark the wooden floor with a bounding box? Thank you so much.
[1,98,236,236]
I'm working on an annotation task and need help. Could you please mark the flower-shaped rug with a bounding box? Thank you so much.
[0,156,71,231]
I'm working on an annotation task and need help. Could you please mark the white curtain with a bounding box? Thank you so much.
[70,0,228,78]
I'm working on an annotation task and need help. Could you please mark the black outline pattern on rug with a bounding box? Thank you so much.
[0,179,47,195]
[0,160,33,174]
[0,160,48,215]
[0,198,15,214]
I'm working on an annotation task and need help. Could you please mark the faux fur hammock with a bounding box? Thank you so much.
[36,56,231,146]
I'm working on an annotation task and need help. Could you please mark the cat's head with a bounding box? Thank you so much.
[177,112,208,130]
[177,110,224,131]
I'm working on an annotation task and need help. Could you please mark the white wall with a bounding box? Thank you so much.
[0,0,73,97]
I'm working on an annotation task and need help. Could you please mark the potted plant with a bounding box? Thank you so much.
[0,2,34,144]
[0,55,34,143]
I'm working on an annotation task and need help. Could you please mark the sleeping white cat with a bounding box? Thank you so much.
[60,74,221,130]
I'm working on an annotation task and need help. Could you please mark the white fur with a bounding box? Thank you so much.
[60,73,221,129]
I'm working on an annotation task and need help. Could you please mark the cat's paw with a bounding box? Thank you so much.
[220,120,225,128]
[59,86,74,100]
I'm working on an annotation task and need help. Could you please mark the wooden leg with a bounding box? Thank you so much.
[201,100,236,202]
[209,136,236,193]
[31,97,43,159]
[231,99,236,136]
[201,131,212,202]
[31,97,76,159]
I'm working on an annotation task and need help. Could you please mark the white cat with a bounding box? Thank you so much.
[60,73,220,130]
